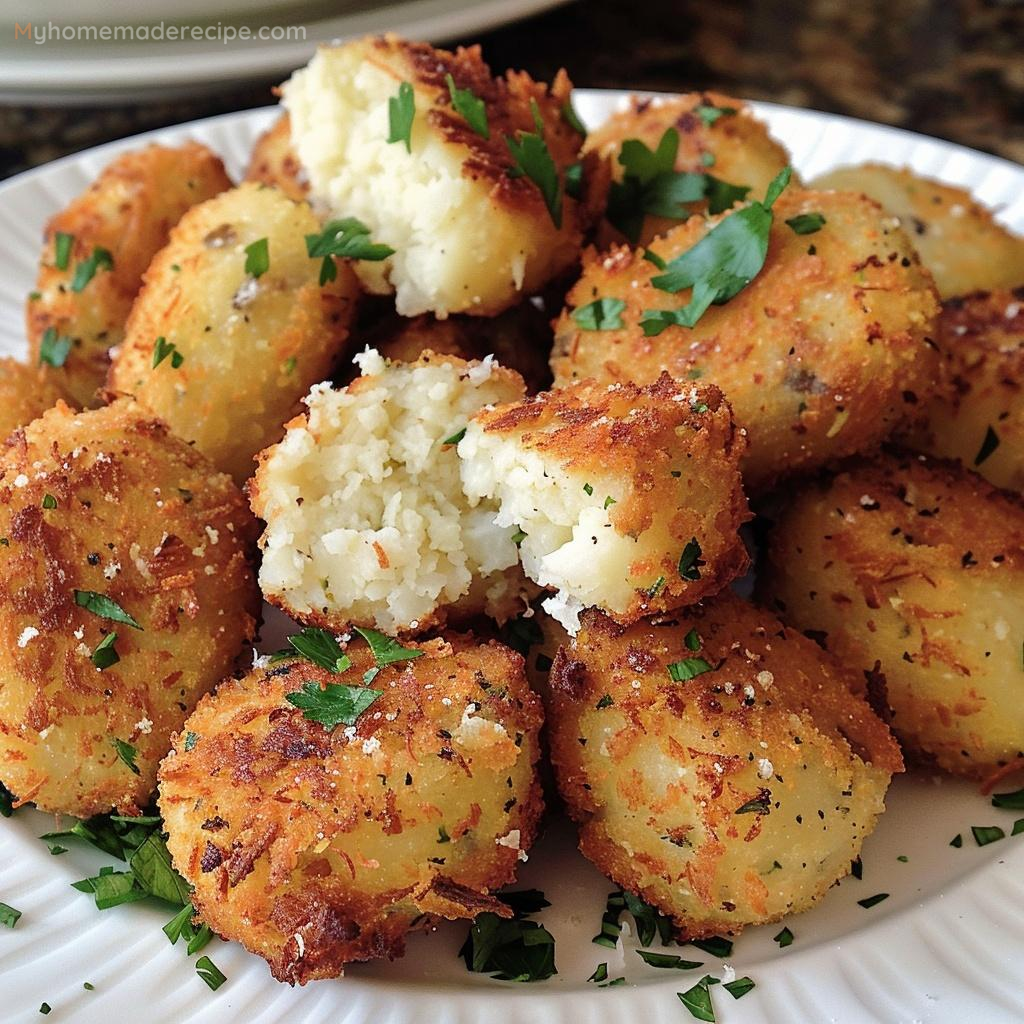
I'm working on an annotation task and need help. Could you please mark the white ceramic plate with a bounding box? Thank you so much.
[2,92,1024,1024]
[0,0,570,105]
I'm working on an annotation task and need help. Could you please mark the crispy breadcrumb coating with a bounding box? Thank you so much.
[159,632,543,984]
[244,113,310,202]
[546,594,902,938]
[0,358,70,440]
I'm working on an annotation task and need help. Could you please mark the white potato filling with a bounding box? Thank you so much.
[458,426,637,633]
[256,350,523,633]
[283,47,543,317]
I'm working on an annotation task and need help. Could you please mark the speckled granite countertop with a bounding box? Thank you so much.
[1,0,1021,179]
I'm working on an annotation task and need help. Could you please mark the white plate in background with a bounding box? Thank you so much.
[1,92,1023,1023]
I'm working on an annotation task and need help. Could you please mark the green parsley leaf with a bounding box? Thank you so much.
[510,528,527,546]
[974,425,1000,466]
[163,900,211,953]
[41,817,131,860]
[678,975,716,1021]
[506,113,562,228]
[705,176,751,215]
[195,955,227,991]
[285,680,382,731]
[459,890,556,982]
[643,247,668,270]
[561,98,586,135]
[647,575,667,599]
[993,787,1024,810]
[111,738,140,775]
[54,231,74,270]
[667,657,713,682]
[596,693,614,710]
[41,493,57,509]
[71,246,113,292]
[90,631,119,671]
[773,926,794,947]
[39,1003,51,1016]
[442,427,467,446]
[130,831,190,905]
[446,73,489,138]
[689,936,733,958]
[283,356,297,375]
[583,482,594,496]
[857,892,889,909]
[284,627,351,674]
[724,976,755,999]
[678,537,704,581]
[950,833,963,847]
[636,949,703,970]
[39,326,72,368]
[306,218,395,285]
[695,103,737,126]
[684,628,701,651]
[354,626,424,669]
[897,854,909,862]
[971,824,1005,847]
[387,81,415,152]
[0,781,13,817]
[72,867,147,910]
[0,902,21,927]
[642,166,792,333]
[74,590,142,630]
[243,238,269,278]
[592,891,625,948]
[851,856,863,878]
[735,794,771,814]
[152,336,184,369]
[46,841,68,855]
[83,983,94,991]
[785,212,826,235]
[572,297,626,331]
[587,962,609,983]
[604,495,616,509]
[624,890,675,947]
[1013,819,1024,836]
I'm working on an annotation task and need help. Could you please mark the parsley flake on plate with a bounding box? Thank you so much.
[971,824,1005,847]
[459,889,556,982]
[641,166,792,334]
[195,955,227,991]
[387,80,415,152]
[678,975,717,1021]
[992,786,1024,810]
[857,892,889,909]
[0,901,21,928]
[724,976,755,999]
[446,73,489,138]
[636,949,703,970]
[688,936,733,958]
[773,926,794,947]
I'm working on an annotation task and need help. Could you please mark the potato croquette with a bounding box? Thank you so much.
[244,113,310,201]
[0,358,70,440]
[251,350,531,636]
[159,633,544,983]
[458,374,750,633]
[812,163,1024,299]
[546,594,902,938]
[369,303,553,394]
[283,35,589,317]
[109,183,359,484]
[585,92,794,245]
[905,289,1024,493]
[27,142,232,408]
[552,188,941,491]
[761,451,1024,779]
[0,399,260,817]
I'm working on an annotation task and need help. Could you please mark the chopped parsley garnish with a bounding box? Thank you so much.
[353,626,423,686]
[678,975,717,1021]
[684,628,701,651]
[163,901,212,954]
[305,218,395,284]
[90,631,119,671]
[971,824,1005,847]
[281,627,351,674]
[678,537,704,581]
[459,889,556,982]
[130,831,191,904]
[950,833,963,848]
[152,335,184,369]
[387,81,415,152]
[54,231,74,270]
[857,892,889,909]
[636,949,702,970]
[724,977,755,999]
[572,297,626,331]
[184,731,199,752]
[735,795,771,814]
[39,1004,51,1016]
[641,166,792,333]
[667,657,712,682]
[446,74,489,138]
[647,575,667,599]
[111,738,140,775]
[285,680,382,731]
[499,613,543,656]
[592,890,675,949]
[562,98,586,135]
[442,427,467,446]
[437,825,450,844]
[850,855,863,878]
[587,962,609,983]
[511,528,527,546]
[1014,819,1024,836]
[695,103,737,126]
[74,590,142,630]
[243,237,269,278]
[0,781,13,817]
[506,104,562,228]
[704,177,751,215]
[70,246,113,292]
[773,926,794,947]
[0,902,21,927]
[604,495,616,509]
[41,493,57,509]
[596,693,614,710]
[974,425,1000,466]
[992,787,1024,810]
[195,955,227,991]
[785,212,826,235]
[688,936,733,958]
[39,326,72,368]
